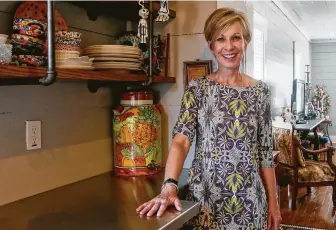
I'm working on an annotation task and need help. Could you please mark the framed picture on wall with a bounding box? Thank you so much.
[183,60,213,88]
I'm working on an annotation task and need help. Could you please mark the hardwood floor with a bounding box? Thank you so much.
[280,142,336,229]
[280,186,336,229]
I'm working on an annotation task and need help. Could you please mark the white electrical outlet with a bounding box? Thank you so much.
[26,121,42,150]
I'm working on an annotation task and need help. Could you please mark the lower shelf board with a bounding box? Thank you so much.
[0,65,176,83]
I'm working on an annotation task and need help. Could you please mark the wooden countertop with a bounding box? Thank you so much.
[0,169,199,230]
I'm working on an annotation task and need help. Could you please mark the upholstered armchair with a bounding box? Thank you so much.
[272,120,336,210]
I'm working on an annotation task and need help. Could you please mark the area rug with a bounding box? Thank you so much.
[280,224,332,230]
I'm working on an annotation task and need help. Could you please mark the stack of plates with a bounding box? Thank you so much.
[57,56,94,70]
[56,50,80,66]
[83,45,143,70]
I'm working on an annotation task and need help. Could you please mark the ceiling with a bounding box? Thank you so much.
[276,0,336,42]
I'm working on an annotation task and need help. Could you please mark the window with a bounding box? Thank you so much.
[253,28,265,80]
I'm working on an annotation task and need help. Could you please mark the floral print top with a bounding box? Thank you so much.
[172,76,274,230]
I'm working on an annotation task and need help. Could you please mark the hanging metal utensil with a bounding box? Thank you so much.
[137,0,149,44]
[155,0,169,23]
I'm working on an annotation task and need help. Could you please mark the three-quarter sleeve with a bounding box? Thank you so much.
[172,84,198,144]
[257,83,274,168]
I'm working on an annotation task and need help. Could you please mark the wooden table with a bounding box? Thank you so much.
[293,117,325,132]
[319,119,333,146]
[293,118,325,160]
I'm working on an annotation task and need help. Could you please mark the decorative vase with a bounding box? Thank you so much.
[113,91,162,176]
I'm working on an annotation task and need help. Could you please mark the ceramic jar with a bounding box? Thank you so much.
[113,91,162,176]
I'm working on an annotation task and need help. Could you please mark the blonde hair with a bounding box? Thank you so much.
[204,7,251,49]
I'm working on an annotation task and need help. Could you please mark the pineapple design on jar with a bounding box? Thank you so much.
[113,91,162,176]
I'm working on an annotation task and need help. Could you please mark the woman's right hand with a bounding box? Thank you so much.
[136,183,182,217]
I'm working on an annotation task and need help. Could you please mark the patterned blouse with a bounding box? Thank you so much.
[172,76,274,230]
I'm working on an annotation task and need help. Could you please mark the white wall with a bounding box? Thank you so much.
[154,1,217,168]
[311,42,336,135]
[218,1,311,115]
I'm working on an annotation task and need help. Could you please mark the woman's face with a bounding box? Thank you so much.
[210,21,247,70]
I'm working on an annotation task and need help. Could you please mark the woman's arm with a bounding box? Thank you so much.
[136,135,191,217]
[260,168,278,209]
[260,168,281,230]
[164,83,198,181]
[257,83,282,229]
[136,83,198,217]
[164,135,191,181]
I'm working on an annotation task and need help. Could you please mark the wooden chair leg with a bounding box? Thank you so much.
[292,185,298,210]
[321,143,326,161]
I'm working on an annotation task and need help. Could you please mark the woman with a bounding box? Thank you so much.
[136,7,282,230]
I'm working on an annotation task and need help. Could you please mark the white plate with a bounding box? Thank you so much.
[84,51,141,55]
[93,62,141,67]
[93,57,142,62]
[85,45,140,49]
[85,53,142,58]
[93,65,141,70]
[85,46,140,50]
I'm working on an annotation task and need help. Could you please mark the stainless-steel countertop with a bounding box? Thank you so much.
[0,169,199,230]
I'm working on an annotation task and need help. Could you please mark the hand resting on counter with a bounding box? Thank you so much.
[136,183,182,217]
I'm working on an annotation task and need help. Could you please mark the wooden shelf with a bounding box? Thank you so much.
[0,65,175,84]
[0,1,177,88]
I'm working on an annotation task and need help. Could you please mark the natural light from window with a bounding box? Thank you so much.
[253,28,265,80]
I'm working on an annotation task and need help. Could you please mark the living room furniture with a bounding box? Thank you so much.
[272,119,336,210]
[293,118,325,161]
[319,119,333,146]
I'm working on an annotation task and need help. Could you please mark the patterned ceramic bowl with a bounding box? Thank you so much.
[55,37,81,46]
[11,34,45,55]
[12,54,46,67]
[13,20,46,39]
[55,31,82,39]
[13,18,47,40]
[55,44,80,52]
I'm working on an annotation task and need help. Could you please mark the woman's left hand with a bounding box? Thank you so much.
[267,204,282,230]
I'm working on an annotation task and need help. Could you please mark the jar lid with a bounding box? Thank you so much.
[121,91,153,106]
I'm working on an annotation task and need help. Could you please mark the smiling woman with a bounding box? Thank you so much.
[204,9,250,73]
[136,7,281,230]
